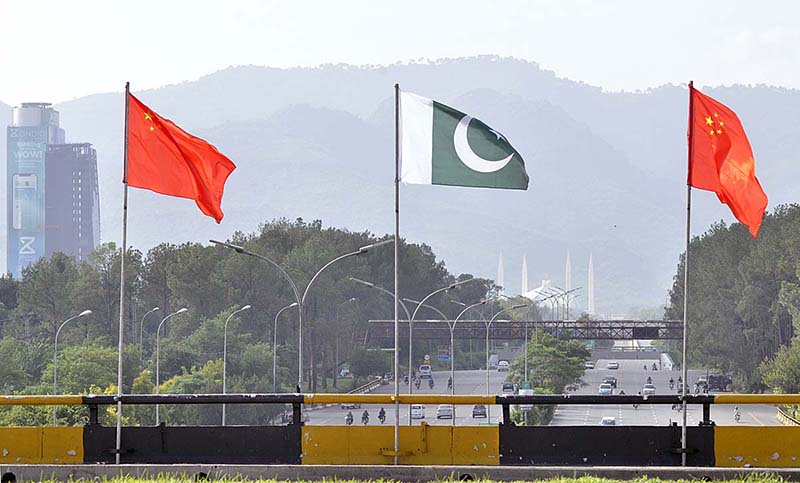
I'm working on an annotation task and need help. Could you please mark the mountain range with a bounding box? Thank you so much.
[3,56,799,314]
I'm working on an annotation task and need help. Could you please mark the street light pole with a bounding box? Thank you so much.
[448,300,487,426]
[155,307,188,425]
[406,279,476,423]
[53,309,92,426]
[222,304,251,426]
[212,238,392,393]
[485,304,527,422]
[273,302,298,393]
[139,306,160,367]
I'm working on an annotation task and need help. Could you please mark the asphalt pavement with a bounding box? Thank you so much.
[305,358,779,427]
[306,369,508,426]
[550,358,778,426]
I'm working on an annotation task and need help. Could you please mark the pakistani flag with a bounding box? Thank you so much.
[399,91,529,190]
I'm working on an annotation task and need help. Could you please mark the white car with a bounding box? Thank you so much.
[642,383,656,396]
[498,360,510,372]
[599,383,613,395]
[418,364,432,379]
[584,361,595,369]
[410,404,425,419]
[436,404,454,419]
[600,416,616,426]
[606,361,620,370]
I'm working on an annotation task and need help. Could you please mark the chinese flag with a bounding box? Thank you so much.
[688,86,767,237]
[126,93,236,223]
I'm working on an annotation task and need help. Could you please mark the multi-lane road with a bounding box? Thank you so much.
[550,358,778,426]
[305,357,780,426]
[306,369,507,425]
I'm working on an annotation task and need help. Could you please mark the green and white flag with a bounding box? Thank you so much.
[399,90,529,190]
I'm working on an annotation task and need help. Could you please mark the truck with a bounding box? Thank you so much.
[488,354,499,370]
[707,374,733,392]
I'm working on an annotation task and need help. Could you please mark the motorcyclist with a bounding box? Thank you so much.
[404,374,409,385]
[448,377,453,390]
[619,390,626,395]
[647,376,652,384]
[414,378,421,389]
[644,364,648,371]
[733,406,741,422]
[345,411,354,425]
[669,377,675,389]
[361,410,369,425]
[428,378,434,389]
[378,407,386,424]
[652,363,658,371]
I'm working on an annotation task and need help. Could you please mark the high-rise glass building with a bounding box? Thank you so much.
[6,103,99,276]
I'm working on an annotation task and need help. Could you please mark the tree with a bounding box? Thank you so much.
[350,348,390,386]
[760,340,800,394]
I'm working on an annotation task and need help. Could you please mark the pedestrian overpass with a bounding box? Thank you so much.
[366,319,683,342]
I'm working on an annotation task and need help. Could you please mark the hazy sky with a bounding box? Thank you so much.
[1,0,798,105]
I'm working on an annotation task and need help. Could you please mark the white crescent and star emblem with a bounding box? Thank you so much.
[453,115,513,173]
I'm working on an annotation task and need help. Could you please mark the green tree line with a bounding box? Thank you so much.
[0,218,494,426]
[665,204,800,392]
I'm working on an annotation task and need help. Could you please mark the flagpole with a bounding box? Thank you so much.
[681,80,694,467]
[115,82,130,465]
[393,83,401,466]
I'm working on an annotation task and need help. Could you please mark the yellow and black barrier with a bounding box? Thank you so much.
[0,393,799,467]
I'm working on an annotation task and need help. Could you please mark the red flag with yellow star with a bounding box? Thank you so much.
[126,93,236,223]
[688,86,768,237]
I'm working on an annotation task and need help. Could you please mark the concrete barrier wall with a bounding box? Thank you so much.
[4,423,800,468]
[301,424,498,465]
[0,427,83,464]
[714,426,800,467]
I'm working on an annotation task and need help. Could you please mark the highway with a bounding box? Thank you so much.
[306,369,507,425]
[306,356,780,427]
[550,358,779,426]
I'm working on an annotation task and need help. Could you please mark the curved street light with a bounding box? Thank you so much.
[485,303,528,422]
[222,304,252,425]
[53,309,92,426]
[447,300,487,425]
[406,278,476,402]
[139,306,160,367]
[273,302,298,392]
[155,307,188,425]
[212,238,392,392]
[349,277,411,320]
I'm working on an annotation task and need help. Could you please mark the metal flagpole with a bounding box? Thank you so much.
[393,83,401,465]
[115,82,131,464]
[681,80,694,467]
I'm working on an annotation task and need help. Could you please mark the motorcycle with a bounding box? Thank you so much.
[428,378,434,389]
[404,375,409,385]
[669,379,675,390]
[378,408,386,424]
[414,379,421,390]
[652,363,658,371]
[345,412,354,426]
[361,410,370,425]
[448,378,453,390]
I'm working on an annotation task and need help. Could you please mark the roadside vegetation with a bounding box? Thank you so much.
[0,218,493,427]
[665,204,800,394]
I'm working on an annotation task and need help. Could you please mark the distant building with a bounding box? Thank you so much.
[45,143,100,261]
[6,103,99,276]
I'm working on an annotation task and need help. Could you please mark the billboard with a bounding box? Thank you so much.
[7,126,47,276]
